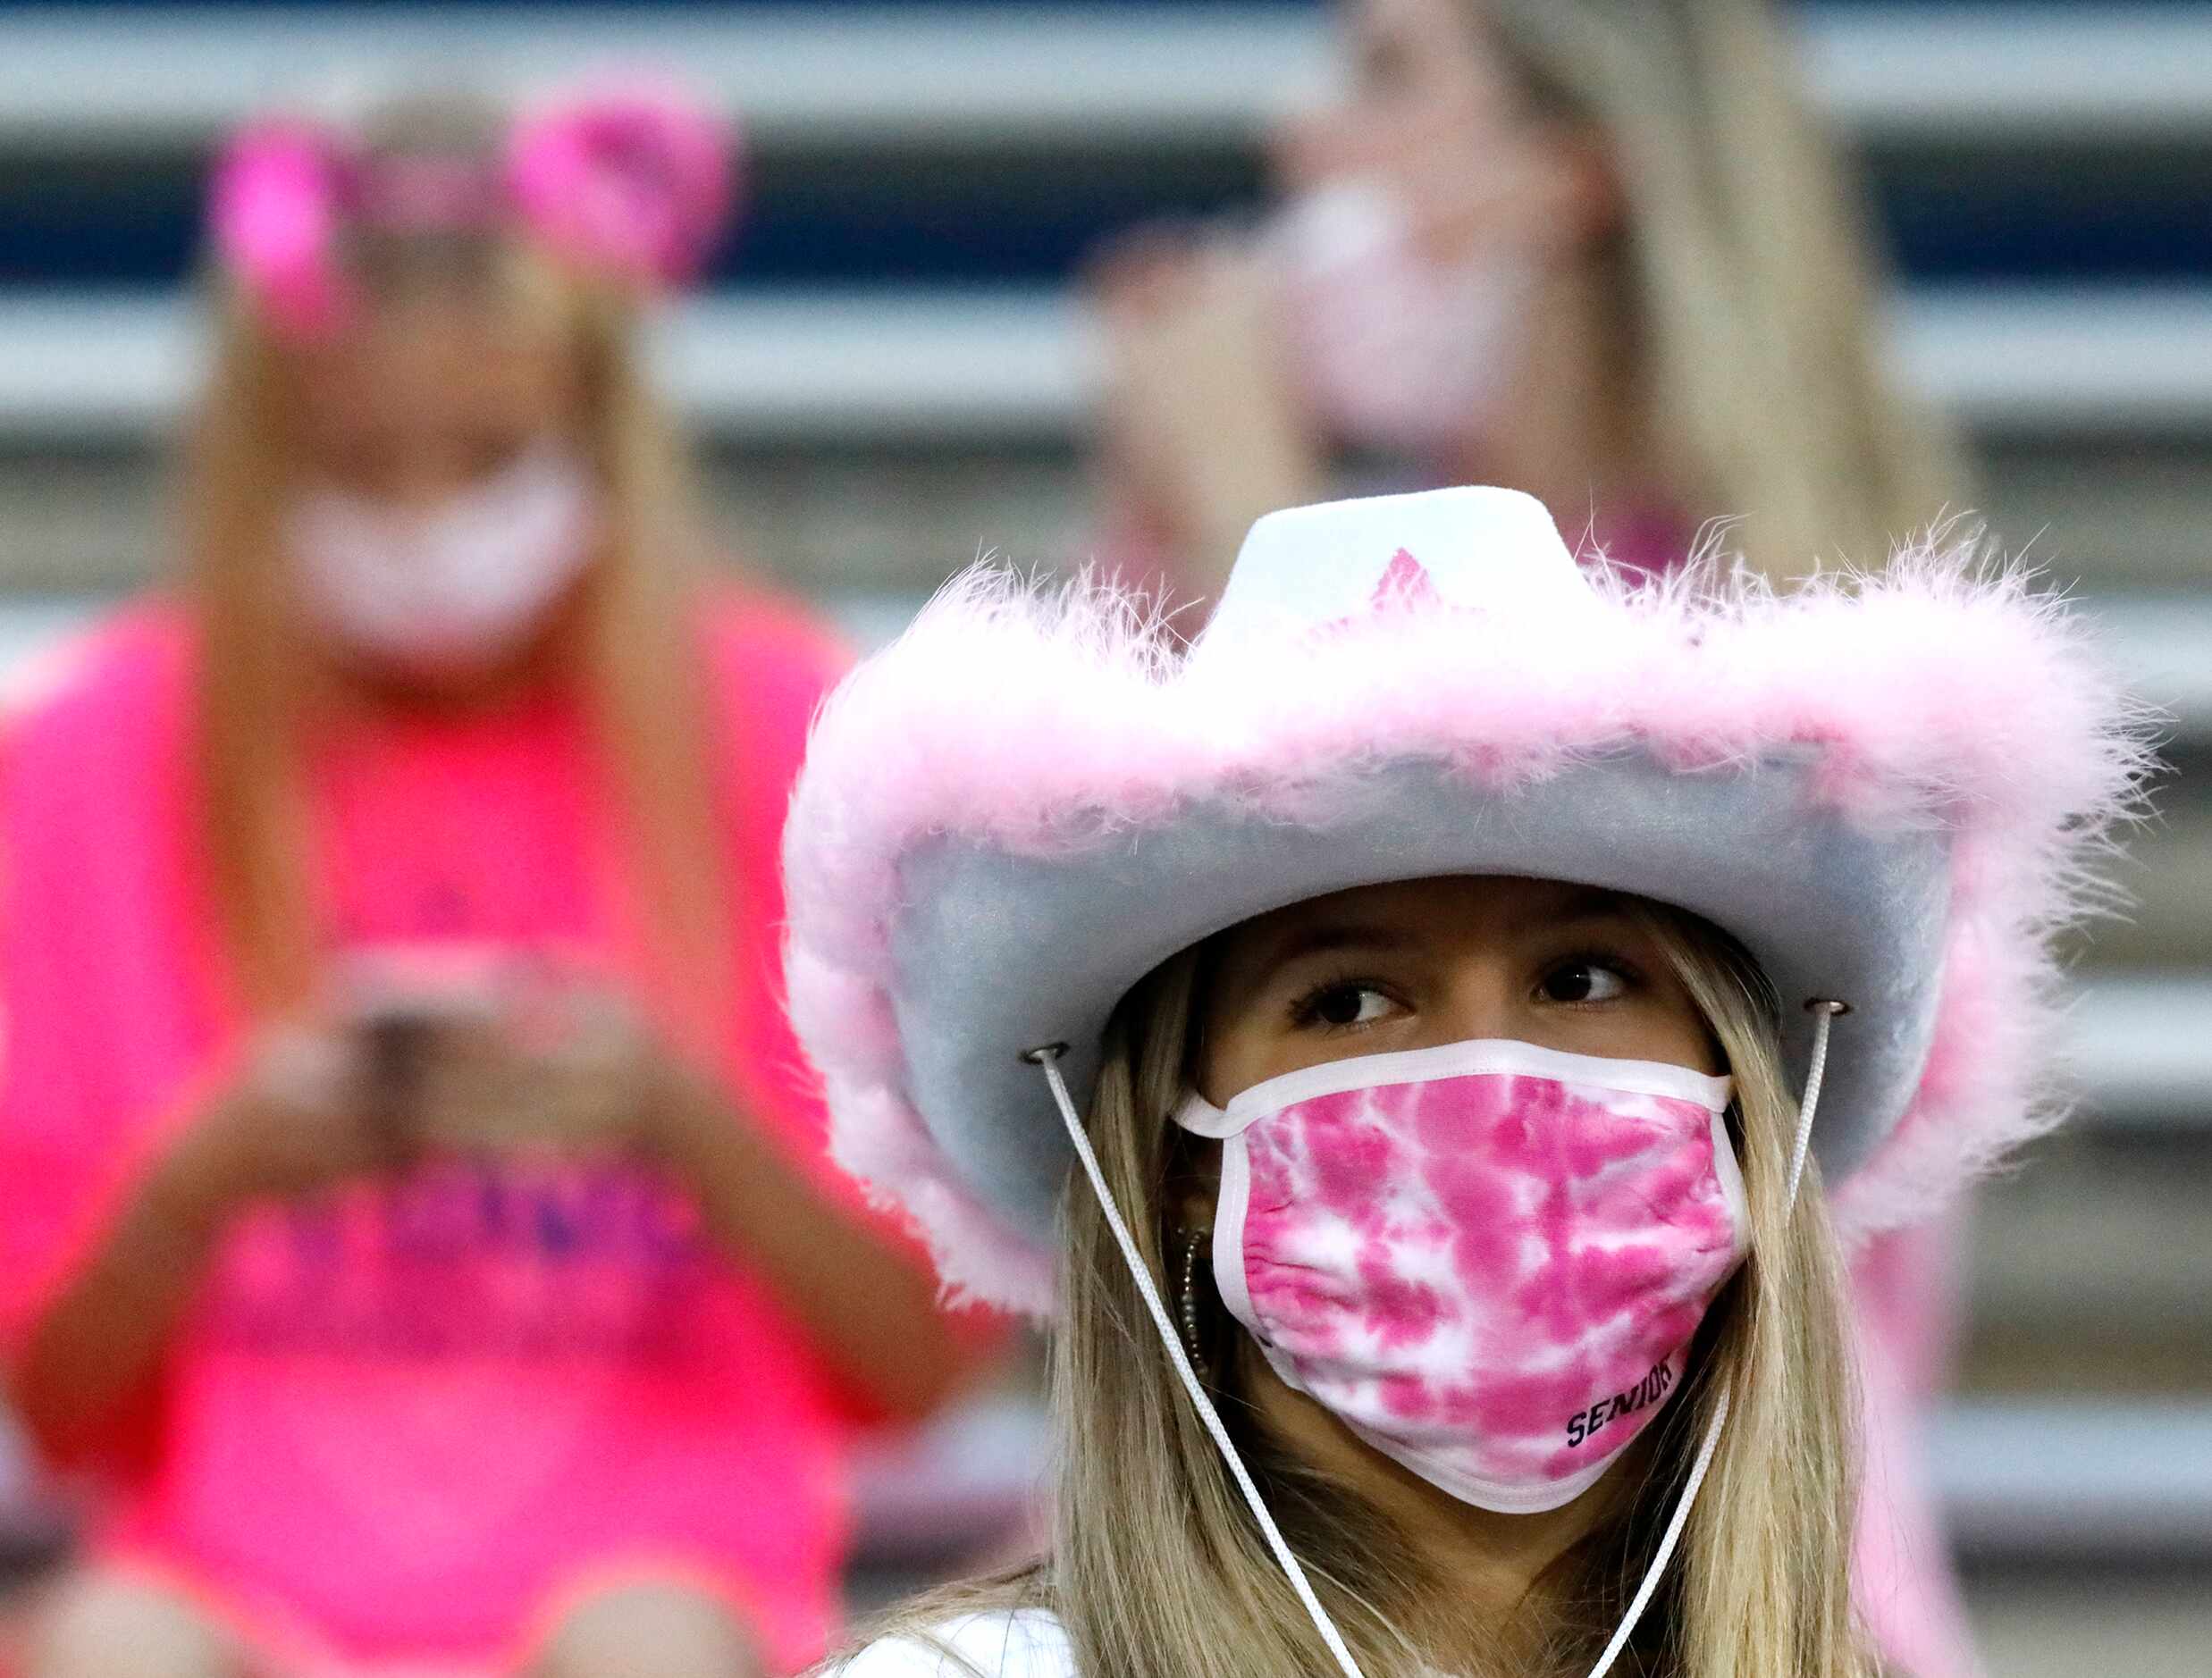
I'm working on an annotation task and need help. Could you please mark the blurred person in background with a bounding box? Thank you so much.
[0,85,977,1678]
[1090,3,1979,1674]
[1092,0,1964,591]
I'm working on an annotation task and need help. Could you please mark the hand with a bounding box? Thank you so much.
[1089,226,1325,598]
[392,975,683,1163]
[161,1022,412,1220]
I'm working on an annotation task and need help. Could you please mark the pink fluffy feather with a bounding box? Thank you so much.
[783,540,2153,1314]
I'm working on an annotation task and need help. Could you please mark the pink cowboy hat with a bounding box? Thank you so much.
[783,489,2148,1313]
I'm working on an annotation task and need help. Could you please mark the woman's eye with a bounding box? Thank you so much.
[1356,24,1414,96]
[465,433,527,478]
[1539,961,1630,1005]
[1308,983,1396,1029]
[327,440,401,499]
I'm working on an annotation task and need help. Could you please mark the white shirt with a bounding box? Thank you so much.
[835,1609,1075,1678]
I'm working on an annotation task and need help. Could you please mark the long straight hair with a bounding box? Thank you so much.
[1481,0,1968,581]
[839,902,1874,1677]
[180,103,731,1028]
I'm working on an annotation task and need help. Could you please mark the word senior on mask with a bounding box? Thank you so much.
[1565,1358,1676,1448]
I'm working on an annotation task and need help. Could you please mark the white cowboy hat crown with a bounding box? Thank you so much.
[784,488,2146,1313]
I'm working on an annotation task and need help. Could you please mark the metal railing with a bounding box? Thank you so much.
[1,5,2209,148]
[4,285,2211,445]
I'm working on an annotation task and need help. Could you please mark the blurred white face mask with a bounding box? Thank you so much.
[289,444,600,675]
[1272,176,1535,455]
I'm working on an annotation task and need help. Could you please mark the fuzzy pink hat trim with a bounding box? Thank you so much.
[784,532,2149,1315]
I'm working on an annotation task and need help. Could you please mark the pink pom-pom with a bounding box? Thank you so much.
[207,119,352,339]
[507,85,738,290]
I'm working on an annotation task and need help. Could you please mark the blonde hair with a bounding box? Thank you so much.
[181,96,731,1026]
[1480,0,1968,580]
[841,899,1874,1677]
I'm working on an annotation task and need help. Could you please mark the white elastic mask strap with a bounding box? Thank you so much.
[1031,1053,1369,1678]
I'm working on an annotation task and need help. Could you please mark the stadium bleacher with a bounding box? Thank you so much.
[0,4,2205,1670]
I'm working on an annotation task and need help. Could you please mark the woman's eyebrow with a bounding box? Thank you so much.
[1514,885,1636,932]
[1260,921,1419,969]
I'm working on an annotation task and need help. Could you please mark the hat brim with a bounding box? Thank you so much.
[896,751,1947,1247]
[785,556,2144,1313]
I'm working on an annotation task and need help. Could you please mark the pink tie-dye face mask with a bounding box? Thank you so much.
[1175,1039,1747,1514]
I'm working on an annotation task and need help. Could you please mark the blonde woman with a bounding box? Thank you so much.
[0,89,976,1677]
[1094,0,1962,591]
[1094,3,1977,1666]
[782,490,2141,1676]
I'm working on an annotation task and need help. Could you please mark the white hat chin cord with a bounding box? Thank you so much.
[1033,1048,1370,1678]
[1028,998,1843,1678]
